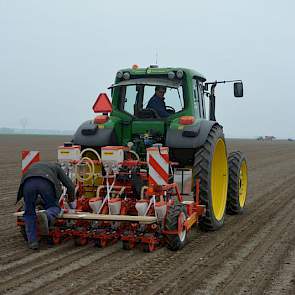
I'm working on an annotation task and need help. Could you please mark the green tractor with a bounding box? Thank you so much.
[73,65,248,231]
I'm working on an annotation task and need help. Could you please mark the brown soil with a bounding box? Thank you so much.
[1,135,295,295]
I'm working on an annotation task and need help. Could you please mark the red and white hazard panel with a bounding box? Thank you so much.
[21,150,40,174]
[147,146,169,185]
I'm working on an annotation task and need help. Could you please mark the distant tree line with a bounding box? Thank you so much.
[0,127,15,134]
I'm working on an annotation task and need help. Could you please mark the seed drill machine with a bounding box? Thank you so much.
[16,65,248,251]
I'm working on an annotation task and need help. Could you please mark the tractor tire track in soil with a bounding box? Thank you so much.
[1,135,295,295]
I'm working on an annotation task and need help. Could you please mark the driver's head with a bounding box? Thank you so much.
[155,86,166,99]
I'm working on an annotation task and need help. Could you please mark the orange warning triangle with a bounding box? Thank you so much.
[92,93,112,113]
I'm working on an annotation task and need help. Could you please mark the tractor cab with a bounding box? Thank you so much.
[109,76,186,156]
[73,66,206,159]
[111,77,184,119]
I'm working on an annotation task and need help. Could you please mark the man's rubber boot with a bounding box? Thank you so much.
[37,211,49,236]
[28,240,39,250]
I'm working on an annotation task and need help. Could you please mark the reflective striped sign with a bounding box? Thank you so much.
[21,150,40,174]
[147,146,169,185]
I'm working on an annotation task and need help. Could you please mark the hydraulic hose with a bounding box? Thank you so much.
[126,150,140,161]
[75,148,102,183]
[75,156,95,182]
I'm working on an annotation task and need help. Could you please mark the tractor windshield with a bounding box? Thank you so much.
[111,78,184,118]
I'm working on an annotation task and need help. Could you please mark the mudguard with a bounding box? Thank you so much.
[72,120,117,147]
[165,120,220,149]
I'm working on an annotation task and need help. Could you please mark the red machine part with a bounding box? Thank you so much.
[141,234,161,252]
[76,197,91,212]
[94,115,109,124]
[49,228,63,245]
[93,230,121,248]
[16,144,206,252]
[121,231,137,250]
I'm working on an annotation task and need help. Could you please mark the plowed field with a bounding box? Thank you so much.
[1,135,295,295]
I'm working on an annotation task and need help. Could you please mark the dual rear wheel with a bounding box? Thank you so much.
[227,151,248,214]
[193,125,248,231]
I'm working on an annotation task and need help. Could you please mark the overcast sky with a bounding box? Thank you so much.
[0,0,294,138]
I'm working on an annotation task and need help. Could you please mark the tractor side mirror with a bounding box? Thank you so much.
[234,82,243,97]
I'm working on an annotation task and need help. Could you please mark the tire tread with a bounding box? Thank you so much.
[193,125,227,231]
[227,151,247,214]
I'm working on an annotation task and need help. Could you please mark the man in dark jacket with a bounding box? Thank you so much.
[146,86,170,118]
[17,162,75,250]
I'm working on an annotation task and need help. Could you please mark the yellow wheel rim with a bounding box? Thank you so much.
[239,160,248,208]
[211,139,228,221]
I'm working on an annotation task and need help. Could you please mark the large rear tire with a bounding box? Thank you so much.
[193,125,228,231]
[227,151,248,214]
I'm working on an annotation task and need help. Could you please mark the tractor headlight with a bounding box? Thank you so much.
[176,70,184,79]
[168,71,175,79]
[116,71,123,79]
[123,72,130,80]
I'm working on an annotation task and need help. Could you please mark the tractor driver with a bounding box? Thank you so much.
[146,86,170,118]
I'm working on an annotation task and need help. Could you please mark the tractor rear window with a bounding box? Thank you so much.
[142,86,184,111]
[119,84,184,118]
